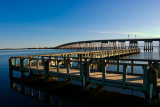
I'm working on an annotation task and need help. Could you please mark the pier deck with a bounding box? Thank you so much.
[9,48,160,103]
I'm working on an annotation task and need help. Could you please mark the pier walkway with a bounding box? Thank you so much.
[9,48,160,103]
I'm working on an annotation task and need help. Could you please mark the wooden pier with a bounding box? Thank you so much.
[9,48,160,104]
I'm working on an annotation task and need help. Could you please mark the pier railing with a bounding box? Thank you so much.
[9,49,160,101]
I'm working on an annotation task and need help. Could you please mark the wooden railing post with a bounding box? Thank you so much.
[20,58,25,77]
[15,58,18,66]
[131,61,134,74]
[144,64,158,105]
[20,58,24,70]
[142,65,148,91]
[57,58,60,73]
[80,60,83,81]
[123,64,128,88]
[67,59,70,78]
[82,62,90,91]
[117,60,120,72]
[9,57,14,69]
[44,60,50,82]
[9,57,14,77]
[87,62,90,81]
[102,62,107,84]
[37,58,39,73]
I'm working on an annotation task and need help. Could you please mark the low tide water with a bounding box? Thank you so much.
[0,49,160,107]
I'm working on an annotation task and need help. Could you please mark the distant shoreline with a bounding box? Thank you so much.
[0,46,159,50]
[0,48,55,50]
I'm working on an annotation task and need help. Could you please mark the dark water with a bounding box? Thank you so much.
[0,49,160,107]
[0,49,76,107]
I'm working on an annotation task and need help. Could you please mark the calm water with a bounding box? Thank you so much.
[0,49,160,107]
[0,49,76,107]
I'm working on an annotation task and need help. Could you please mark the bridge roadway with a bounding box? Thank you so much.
[9,48,160,103]
[55,38,160,51]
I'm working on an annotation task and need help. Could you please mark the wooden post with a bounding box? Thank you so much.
[117,60,120,72]
[9,57,14,69]
[37,59,39,73]
[131,61,134,74]
[122,64,128,88]
[102,62,107,84]
[142,65,148,90]
[67,59,70,78]
[80,60,83,81]
[145,66,158,105]
[87,62,90,81]
[57,59,60,73]
[82,62,89,91]
[9,58,13,77]
[15,58,18,66]
[29,58,31,72]
[20,58,25,77]
[44,60,50,82]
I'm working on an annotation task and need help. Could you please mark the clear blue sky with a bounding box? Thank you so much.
[0,0,160,48]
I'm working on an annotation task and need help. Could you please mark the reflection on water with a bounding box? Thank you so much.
[1,48,160,106]
[10,76,156,107]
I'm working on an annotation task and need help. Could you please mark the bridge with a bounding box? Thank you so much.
[55,38,160,51]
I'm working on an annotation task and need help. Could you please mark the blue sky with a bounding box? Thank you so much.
[0,0,160,48]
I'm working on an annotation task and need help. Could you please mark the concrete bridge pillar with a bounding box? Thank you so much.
[144,41,153,51]
[129,41,138,49]
[109,41,117,49]
[118,41,126,49]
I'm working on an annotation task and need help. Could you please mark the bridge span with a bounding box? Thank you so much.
[55,38,160,51]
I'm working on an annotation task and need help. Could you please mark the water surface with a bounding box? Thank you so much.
[0,49,160,106]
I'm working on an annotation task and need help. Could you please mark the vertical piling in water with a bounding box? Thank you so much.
[144,41,153,52]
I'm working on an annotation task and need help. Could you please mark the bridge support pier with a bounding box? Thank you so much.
[109,42,117,49]
[144,41,153,51]
[118,41,126,49]
[129,41,138,49]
